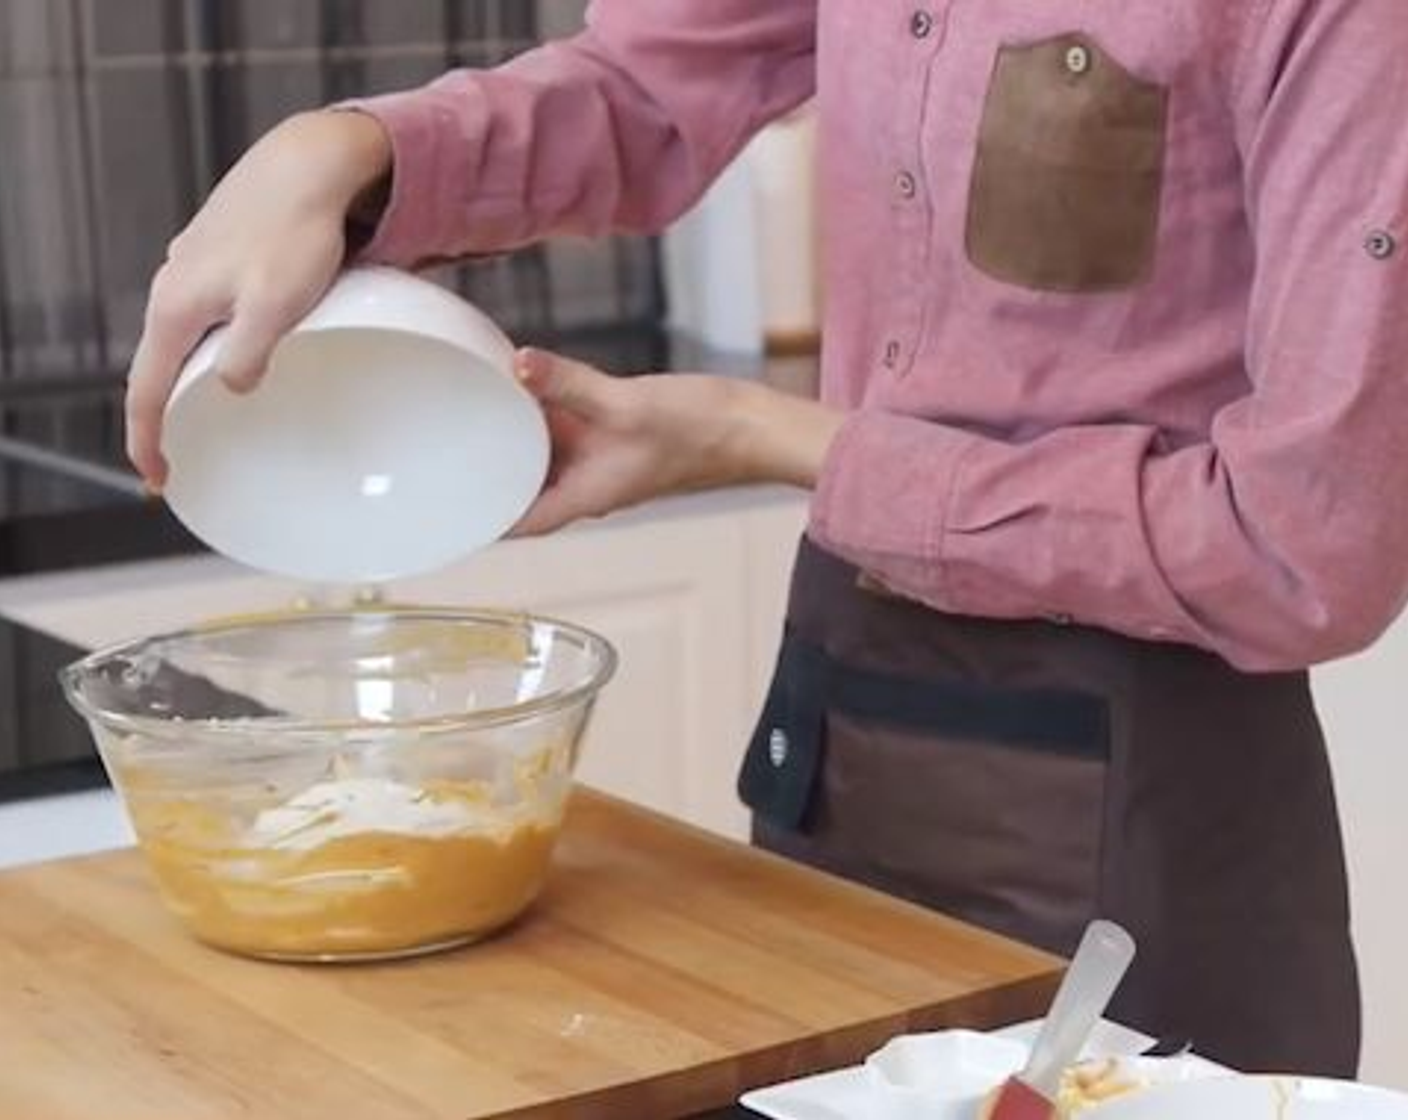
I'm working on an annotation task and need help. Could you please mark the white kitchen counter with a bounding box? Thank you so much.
[0,788,132,869]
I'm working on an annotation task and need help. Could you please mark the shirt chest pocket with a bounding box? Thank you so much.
[965,34,1169,292]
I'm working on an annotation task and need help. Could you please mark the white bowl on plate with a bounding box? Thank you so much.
[865,1030,1028,1120]
[1087,1075,1408,1119]
[161,265,548,583]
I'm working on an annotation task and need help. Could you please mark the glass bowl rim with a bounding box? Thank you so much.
[58,605,618,743]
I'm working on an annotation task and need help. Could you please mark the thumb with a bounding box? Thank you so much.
[515,348,615,420]
[507,484,577,538]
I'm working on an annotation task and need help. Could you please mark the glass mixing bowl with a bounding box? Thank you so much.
[60,608,616,962]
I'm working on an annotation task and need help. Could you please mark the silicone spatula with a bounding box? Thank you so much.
[986,919,1136,1120]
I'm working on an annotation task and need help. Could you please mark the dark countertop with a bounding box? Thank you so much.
[0,615,98,802]
[0,378,202,577]
[0,493,202,579]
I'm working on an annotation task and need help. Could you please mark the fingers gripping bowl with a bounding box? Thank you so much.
[61,609,616,961]
[160,265,550,585]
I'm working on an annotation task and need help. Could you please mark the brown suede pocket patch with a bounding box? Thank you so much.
[820,711,1107,954]
[965,34,1168,292]
[754,706,1109,957]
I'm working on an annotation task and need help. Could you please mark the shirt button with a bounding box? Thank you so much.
[895,170,917,199]
[1065,43,1092,75]
[910,10,935,39]
[1366,229,1397,260]
[768,728,790,768]
[883,339,901,367]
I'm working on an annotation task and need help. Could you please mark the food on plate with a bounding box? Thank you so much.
[1056,1058,1145,1113]
[979,1058,1146,1118]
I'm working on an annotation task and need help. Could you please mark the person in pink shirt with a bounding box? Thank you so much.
[125,1,1408,1075]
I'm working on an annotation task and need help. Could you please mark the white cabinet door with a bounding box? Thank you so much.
[403,512,755,834]
[398,490,808,838]
[743,497,810,718]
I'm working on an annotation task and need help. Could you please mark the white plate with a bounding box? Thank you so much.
[1090,1075,1408,1119]
[739,1020,1219,1120]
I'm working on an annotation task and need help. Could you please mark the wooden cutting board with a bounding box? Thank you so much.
[0,788,1060,1119]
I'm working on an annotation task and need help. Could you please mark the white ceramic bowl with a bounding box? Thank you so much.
[1088,1075,1408,1119]
[162,265,549,583]
[864,1030,1029,1120]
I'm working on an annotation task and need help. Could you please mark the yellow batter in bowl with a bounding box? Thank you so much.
[123,770,563,960]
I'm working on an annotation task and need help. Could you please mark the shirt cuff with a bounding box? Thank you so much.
[808,409,975,602]
[334,89,478,267]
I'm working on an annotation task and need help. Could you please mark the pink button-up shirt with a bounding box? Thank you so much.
[352,0,1408,671]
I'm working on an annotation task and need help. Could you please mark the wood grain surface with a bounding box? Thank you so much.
[0,788,1060,1119]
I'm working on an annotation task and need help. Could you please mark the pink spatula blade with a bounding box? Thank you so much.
[986,1076,1054,1120]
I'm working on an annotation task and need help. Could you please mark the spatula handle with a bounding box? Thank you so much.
[1022,919,1136,1097]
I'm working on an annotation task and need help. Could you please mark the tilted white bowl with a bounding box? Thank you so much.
[162,265,548,583]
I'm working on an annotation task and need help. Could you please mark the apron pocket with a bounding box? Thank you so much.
[965,33,1168,292]
[744,631,1112,953]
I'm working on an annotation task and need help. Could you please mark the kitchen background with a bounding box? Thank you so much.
[0,0,675,576]
[1,0,1402,1089]
[0,0,813,575]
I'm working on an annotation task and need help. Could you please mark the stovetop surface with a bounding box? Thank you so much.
[0,378,203,577]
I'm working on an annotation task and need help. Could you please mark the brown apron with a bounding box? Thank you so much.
[739,537,1360,1076]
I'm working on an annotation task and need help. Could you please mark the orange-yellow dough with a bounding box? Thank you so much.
[127,782,561,959]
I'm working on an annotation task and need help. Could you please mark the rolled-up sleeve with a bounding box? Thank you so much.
[811,0,1408,671]
[341,1,816,266]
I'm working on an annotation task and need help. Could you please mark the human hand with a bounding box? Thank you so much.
[512,348,843,535]
[125,109,392,489]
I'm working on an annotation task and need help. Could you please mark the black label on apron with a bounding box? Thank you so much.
[738,629,828,830]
